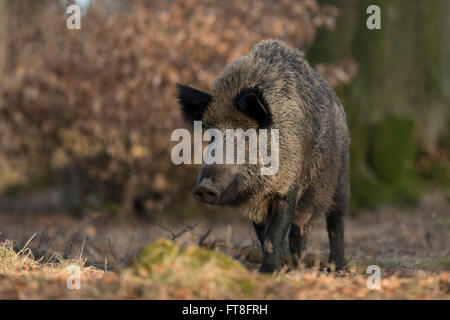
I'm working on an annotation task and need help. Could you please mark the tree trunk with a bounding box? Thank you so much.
[308,0,450,209]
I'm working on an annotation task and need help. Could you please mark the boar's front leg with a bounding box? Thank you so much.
[258,188,297,273]
[252,221,266,250]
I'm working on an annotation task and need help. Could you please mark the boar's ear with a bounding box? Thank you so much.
[234,87,273,128]
[176,84,212,126]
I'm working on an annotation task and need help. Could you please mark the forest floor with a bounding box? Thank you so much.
[0,193,448,299]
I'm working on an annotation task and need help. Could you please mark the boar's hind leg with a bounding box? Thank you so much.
[326,177,349,270]
[326,207,345,270]
[288,225,307,268]
[326,149,349,271]
[259,188,297,273]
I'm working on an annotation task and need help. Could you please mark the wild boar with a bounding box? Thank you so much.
[176,39,350,272]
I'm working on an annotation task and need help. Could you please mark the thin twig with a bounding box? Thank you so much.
[107,237,120,266]
[153,222,199,241]
[198,227,212,247]
[18,233,37,255]
[78,235,86,260]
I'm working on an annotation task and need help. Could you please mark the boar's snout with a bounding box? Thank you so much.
[193,178,219,205]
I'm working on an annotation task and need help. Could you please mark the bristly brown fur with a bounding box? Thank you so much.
[201,39,350,230]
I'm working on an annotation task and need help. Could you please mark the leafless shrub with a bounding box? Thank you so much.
[0,0,339,213]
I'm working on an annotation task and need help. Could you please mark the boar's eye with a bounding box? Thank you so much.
[176,84,212,126]
[234,87,273,128]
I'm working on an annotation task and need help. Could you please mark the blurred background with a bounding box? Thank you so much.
[0,0,449,221]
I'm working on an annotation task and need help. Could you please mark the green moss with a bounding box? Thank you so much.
[350,163,394,209]
[133,239,264,297]
[135,239,246,273]
[182,245,246,271]
[369,117,416,184]
[348,118,423,211]
[348,124,394,210]
[136,239,180,269]
[368,117,424,204]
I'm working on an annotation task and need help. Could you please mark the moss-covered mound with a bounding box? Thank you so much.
[135,239,247,272]
[131,239,263,298]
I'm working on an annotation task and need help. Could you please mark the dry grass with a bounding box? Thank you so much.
[0,235,106,299]
[0,237,448,299]
[0,194,448,299]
